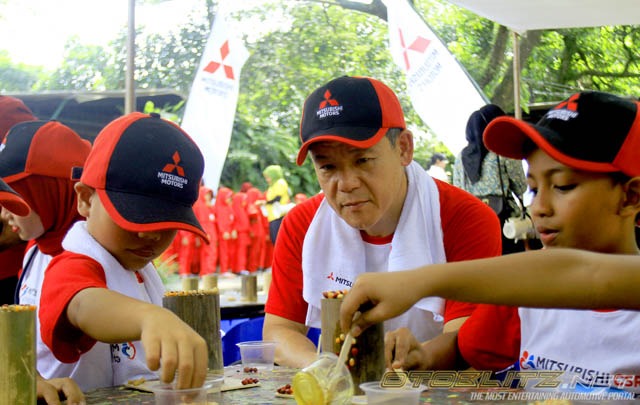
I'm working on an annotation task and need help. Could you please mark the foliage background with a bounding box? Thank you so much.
[1,0,639,195]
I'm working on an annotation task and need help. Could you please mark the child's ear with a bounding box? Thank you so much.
[74,182,94,217]
[621,177,640,218]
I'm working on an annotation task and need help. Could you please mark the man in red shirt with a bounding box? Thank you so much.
[263,76,501,368]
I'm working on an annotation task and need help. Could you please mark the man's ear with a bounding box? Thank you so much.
[620,177,640,219]
[397,129,414,166]
[74,182,94,218]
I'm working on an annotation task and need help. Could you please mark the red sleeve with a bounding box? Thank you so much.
[264,194,323,323]
[39,252,108,363]
[458,304,521,370]
[436,180,503,322]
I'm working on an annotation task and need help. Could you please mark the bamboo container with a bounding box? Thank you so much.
[241,274,258,302]
[181,276,199,291]
[0,305,36,404]
[321,295,385,394]
[201,274,218,290]
[163,290,223,374]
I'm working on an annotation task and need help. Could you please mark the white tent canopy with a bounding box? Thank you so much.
[443,0,640,118]
[446,0,640,34]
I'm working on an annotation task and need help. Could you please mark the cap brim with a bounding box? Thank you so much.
[97,189,210,243]
[296,127,387,165]
[483,116,619,173]
[0,181,30,216]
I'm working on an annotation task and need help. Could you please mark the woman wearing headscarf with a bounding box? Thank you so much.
[453,104,528,254]
[261,165,291,243]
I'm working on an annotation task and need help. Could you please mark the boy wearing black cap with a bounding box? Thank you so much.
[341,91,640,386]
[39,112,209,390]
[263,76,502,368]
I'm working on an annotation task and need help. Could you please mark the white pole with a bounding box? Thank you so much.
[512,31,522,119]
[125,0,136,114]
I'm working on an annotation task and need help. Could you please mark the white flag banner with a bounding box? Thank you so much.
[181,4,249,190]
[384,0,486,155]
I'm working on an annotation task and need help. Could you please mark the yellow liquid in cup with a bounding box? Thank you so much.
[292,353,354,405]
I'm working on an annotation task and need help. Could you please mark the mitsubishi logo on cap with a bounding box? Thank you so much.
[316,89,343,119]
[162,151,185,176]
[319,90,339,109]
[547,93,580,121]
[554,93,580,112]
[158,151,188,189]
[203,40,237,80]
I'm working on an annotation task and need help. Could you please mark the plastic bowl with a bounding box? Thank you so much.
[150,376,223,404]
[359,381,424,404]
[236,340,277,371]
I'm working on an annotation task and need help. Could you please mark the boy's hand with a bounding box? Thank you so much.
[340,271,422,336]
[384,328,430,370]
[140,308,208,389]
[37,374,85,405]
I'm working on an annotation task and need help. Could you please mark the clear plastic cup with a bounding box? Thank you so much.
[236,340,277,371]
[292,352,354,404]
[150,377,223,405]
[359,381,423,404]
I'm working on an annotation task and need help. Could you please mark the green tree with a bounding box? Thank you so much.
[6,0,639,191]
[0,50,42,92]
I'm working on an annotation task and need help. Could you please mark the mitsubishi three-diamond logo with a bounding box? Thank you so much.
[203,40,236,79]
[398,28,431,71]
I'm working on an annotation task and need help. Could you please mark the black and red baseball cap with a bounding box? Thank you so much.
[297,76,406,165]
[0,120,91,183]
[0,96,37,141]
[484,91,640,177]
[0,177,29,216]
[79,112,208,241]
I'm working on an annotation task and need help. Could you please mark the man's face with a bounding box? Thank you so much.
[309,131,413,237]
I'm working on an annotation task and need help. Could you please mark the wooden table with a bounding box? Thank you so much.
[83,365,632,404]
[84,365,297,404]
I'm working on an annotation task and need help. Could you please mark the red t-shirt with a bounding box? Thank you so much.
[458,304,521,370]
[39,252,108,363]
[265,179,502,325]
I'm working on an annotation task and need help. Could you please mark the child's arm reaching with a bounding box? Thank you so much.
[341,248,640,335]
[67,288,208,389]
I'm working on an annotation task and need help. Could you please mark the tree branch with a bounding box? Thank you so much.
[300,0,389,20]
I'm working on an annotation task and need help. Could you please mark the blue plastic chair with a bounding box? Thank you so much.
[221,319,322,366]
[221,317,265,366]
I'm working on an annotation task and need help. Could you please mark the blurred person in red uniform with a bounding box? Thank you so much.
[246,187,266,272]
[231,191,250,274]
[215,186,236,276]
[177,229,200,278]
[0,95,37,304]
[177,185,216,279]
[197,186,218,284]
[260,189,274,270]
[240,181,253,193]
[294,192,308,205]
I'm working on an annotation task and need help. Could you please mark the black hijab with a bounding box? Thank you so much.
[460,104,506,184]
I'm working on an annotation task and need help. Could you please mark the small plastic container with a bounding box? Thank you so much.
[236,340,277,371]
[292,352,354,404]
[359,381,423,404]
[150,376,223,405]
